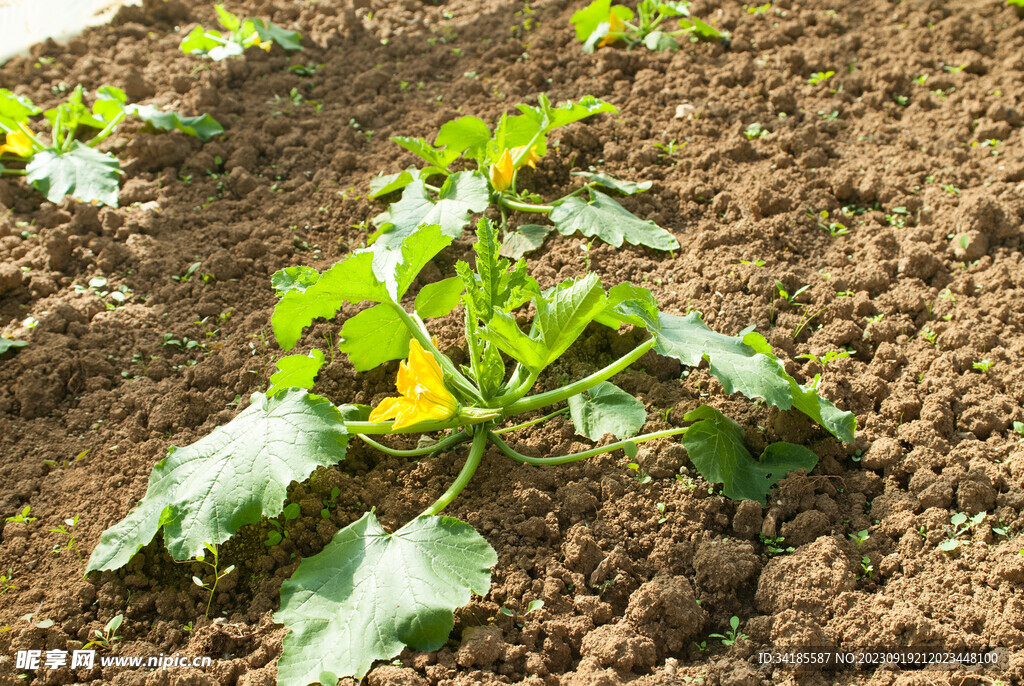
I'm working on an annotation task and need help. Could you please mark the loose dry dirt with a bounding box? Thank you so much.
[1,0,1023,685]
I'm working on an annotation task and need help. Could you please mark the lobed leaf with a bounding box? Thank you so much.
[127,105,224,142]
[572,171,652,195]
[550,190,679,251]
[435,116,491,163]
[267,350,325,397]
[500,224,552,260]
[568,381,646,440]
[275,512,496,684]
[415,277,465,319]
[273,225,452,350]
[390,137,461,171]
[682,405,818,504]
[252,19,303,50]
[272,265,321,296]
[86,390,349,572]
[26,143,122,207]
[0,89,41,129]
[338,304,410,371]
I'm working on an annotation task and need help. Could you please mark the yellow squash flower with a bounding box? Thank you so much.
[489,148,514,192]
[0,129,34,158]
[598,12,624,47]
[510,145,541,169]
[369,339,458,429]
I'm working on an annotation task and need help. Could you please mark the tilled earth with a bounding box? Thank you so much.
[1,0,1023,684]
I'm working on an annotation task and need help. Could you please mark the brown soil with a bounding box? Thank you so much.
[1,0,1023,684]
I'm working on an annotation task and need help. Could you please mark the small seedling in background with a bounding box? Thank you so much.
[744,123,768,140]
[265,503,301,545]
[884,206,910,228]
[775,281,809,307]
[321,487,341,519]
[919,327,937,346]
[972,359,993,373]
[656,502,667,524]
[191,543,236,619]
[0,569,14,593]
[183,621,195,633]
[709,616,747,646]
[939,512,985,552]
[942,183,960,196]
[759,534,794,557]
[180,4,302,60]
[992,519,1009,538]
[498,599,544,625]
[627,462,651,484]
[172,262,203,283]
[1013,421,1024,442]
[797,350,850,371]
[50,515,82,563]
[84,614,123,651]
[807,71,834,85]
[740,258,766,266]
[849,529,869,548]
[6,506,36,524]
[813,209,848,237]
[859,556,874,578]
[19,610,54,629]
[73,276,133,310]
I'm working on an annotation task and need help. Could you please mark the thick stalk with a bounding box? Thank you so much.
[503,338,655,416]
[488,426,688,466]
[419,429,489,516]
[498,196,554,213]
[88,110,127,149]
[489,368,539,408]
[344,419,460,435]
[357,430,469,457]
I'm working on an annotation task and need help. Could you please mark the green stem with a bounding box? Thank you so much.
[504,338,655,416]
[419,429,489,516]
[0,169,27,176]
[489,368,539,408]
[498,195,554,213]
[344,419,461,435]
[492,407,568,435]
[357,430,469,457]
[388,302,483,404]
[15,122,46,151]
[87,110,127,149]
[488,426,688,466]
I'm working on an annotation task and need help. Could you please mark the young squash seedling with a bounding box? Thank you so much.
[0,568,14,593]
[83,614,123,652]
[570,0,728,52]
[6,506,36,524]
[49,515,82,563]
[89,164,854,686]
[709,616,747,646]
[0,86,222,206]
[939,512,986,552]
[181,4,302,60]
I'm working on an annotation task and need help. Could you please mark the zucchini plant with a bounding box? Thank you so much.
[0,86,222,207]
[367,94,680,264]
[88,214,854,684]
[180,4,302,60]
[570,0,728,53]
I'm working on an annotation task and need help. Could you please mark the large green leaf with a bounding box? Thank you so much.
[435,116,491,163]
[275,512,496,684]
[479,310,547,371]
[0,339,28,354]
[515,94,618,132]
[368,168,421,199]
[570,0,615,41]
[534,273,608,368]
[180,26,225,54]
[682,405,818,505]
[370,173,488,287]
[86,390,349,572]
[568,381,646,440]
[550,190,679,251]
[0,89,40,128]
[500,224,552,260]
[273,226,452,350]
[415,277,464,319]
[572,171,651,195]
[338,304,410,371]
[390,137,461,171]
[127,105,224,142]
[267,350,325,397]
[272,266,321,296]
[26,142,122,207]
[252,19,303,50]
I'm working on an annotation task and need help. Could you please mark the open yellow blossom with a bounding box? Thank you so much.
[369,339,458,429]
[0,129,34,158]
[597,12,624,47]
[510,145,541,169]
[489,148,515,192]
